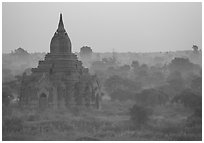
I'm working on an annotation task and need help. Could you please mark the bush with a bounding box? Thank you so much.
[129,104,152,128]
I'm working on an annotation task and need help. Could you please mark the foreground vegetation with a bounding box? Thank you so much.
[2,100,201,141]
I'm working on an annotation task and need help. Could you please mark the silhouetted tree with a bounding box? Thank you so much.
[192,45,198,52]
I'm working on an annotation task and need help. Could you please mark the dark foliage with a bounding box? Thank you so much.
[129,104,152,127]
[168,57,201,76]
[172,89,201,110]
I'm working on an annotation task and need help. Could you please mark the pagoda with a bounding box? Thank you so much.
[32,13,85,77]
[20,14,101,110]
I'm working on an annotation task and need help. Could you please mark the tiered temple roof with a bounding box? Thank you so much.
[32,14,86,76]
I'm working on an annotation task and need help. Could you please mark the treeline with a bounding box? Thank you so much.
[97,57,201,134]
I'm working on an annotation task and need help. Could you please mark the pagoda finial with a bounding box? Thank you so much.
[57,13,65,32]
[60,13,63,23]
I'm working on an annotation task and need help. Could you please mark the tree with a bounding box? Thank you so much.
[172,88,201,109]
[168,57,200,76]
[131,60,140,69]
[192,45,198,52]
[173,88,202,118]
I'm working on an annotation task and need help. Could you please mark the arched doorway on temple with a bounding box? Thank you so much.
[39,93,48,110]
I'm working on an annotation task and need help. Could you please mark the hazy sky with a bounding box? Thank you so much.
[2,2,202,53]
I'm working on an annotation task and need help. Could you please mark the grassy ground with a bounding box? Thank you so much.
[2,100,201,141]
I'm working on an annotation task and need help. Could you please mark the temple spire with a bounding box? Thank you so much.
[57,13,65,32]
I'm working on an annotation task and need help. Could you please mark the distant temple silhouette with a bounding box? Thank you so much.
[20,14,101,110]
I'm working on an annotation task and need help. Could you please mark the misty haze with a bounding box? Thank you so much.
[2,2,202,141]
